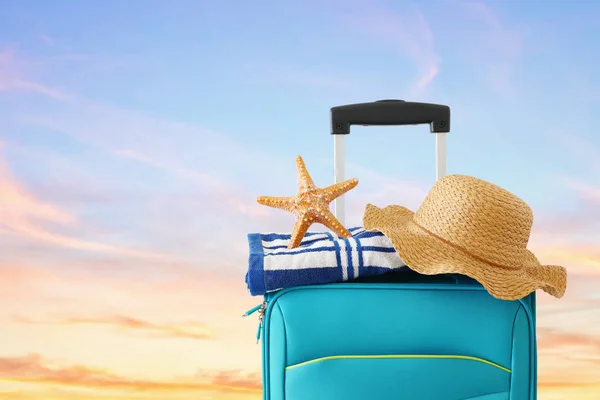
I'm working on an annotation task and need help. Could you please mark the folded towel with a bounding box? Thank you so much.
[246,226,408,296]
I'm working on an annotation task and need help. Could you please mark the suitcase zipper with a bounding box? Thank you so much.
[243,301,268,344]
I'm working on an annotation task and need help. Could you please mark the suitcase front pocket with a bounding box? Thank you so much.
[284,354,511,400]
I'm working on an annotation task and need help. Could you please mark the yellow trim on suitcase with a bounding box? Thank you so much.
[286,354,512,373]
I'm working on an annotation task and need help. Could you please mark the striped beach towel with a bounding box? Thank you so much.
[246,227,408,296]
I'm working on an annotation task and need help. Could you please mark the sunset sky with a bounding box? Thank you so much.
[1,0,599,399]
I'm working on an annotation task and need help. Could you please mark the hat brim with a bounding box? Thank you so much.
[363,204,567,301]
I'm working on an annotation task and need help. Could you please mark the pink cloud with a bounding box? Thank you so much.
[0,47,71,101]
[13,314,216,341]
[0,353,261,394]
[413,65,440,94]
[20,100,277,224]
[567,181,600,203]
[538,327,600,354]
[0,151,181,261]
[0,154,75,228]
[15,107,294,265]
[0,255,252,322]
[532,244,600,278]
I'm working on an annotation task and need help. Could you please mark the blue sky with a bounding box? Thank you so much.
[1,1,600,398]
[1,0,599,260]
[2,0,599,195]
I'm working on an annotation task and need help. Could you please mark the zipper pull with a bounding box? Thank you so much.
[255,301,268,344]
[242,304,262,317]
[256,319,262,343]
[242,301,268,343]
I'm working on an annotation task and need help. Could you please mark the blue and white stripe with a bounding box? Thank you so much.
[246,227,407,296]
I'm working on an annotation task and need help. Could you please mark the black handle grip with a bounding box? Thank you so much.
[330,99,450,135]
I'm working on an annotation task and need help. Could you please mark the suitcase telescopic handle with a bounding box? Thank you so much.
[329,99,451,226]
[330,99,450,135]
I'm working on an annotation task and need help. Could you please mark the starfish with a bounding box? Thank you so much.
[257,155,358,249]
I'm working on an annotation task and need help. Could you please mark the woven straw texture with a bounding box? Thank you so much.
[363,174,567,301]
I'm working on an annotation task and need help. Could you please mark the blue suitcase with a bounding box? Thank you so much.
[246,271,537,400]
[246,100,538,399]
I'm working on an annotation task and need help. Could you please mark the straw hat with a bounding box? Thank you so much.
[363,174,567,301]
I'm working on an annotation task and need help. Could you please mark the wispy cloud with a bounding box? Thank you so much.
[0,256,254,333]
[10,98,293,266]
[536,327,600,396]
[20,101,273,206]
[344,5,440,95]
[0,47,71,101]
[0,152,176,261]
[0,354,261,394]
[250,64,354,91]
[112,149,225,189]
[538,327,600,354]
[39,34,56,47]
[454,0,522,95]
[530,177,600,246]
[0,155,74,226]
[113,147,269,219]
[114,149,268,222]
[13,315,215,341]
[567,180,600,203]
[538,381,600,400]
[533,243,600,274]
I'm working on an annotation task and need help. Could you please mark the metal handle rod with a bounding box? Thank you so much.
[436,132,447,181]
[333,132,447,224]
[333,134,345,225]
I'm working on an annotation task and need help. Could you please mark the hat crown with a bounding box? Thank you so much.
[413,174,533,267]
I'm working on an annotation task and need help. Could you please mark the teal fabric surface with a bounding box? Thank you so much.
[286,357,510,400]
[258,275,536,400]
